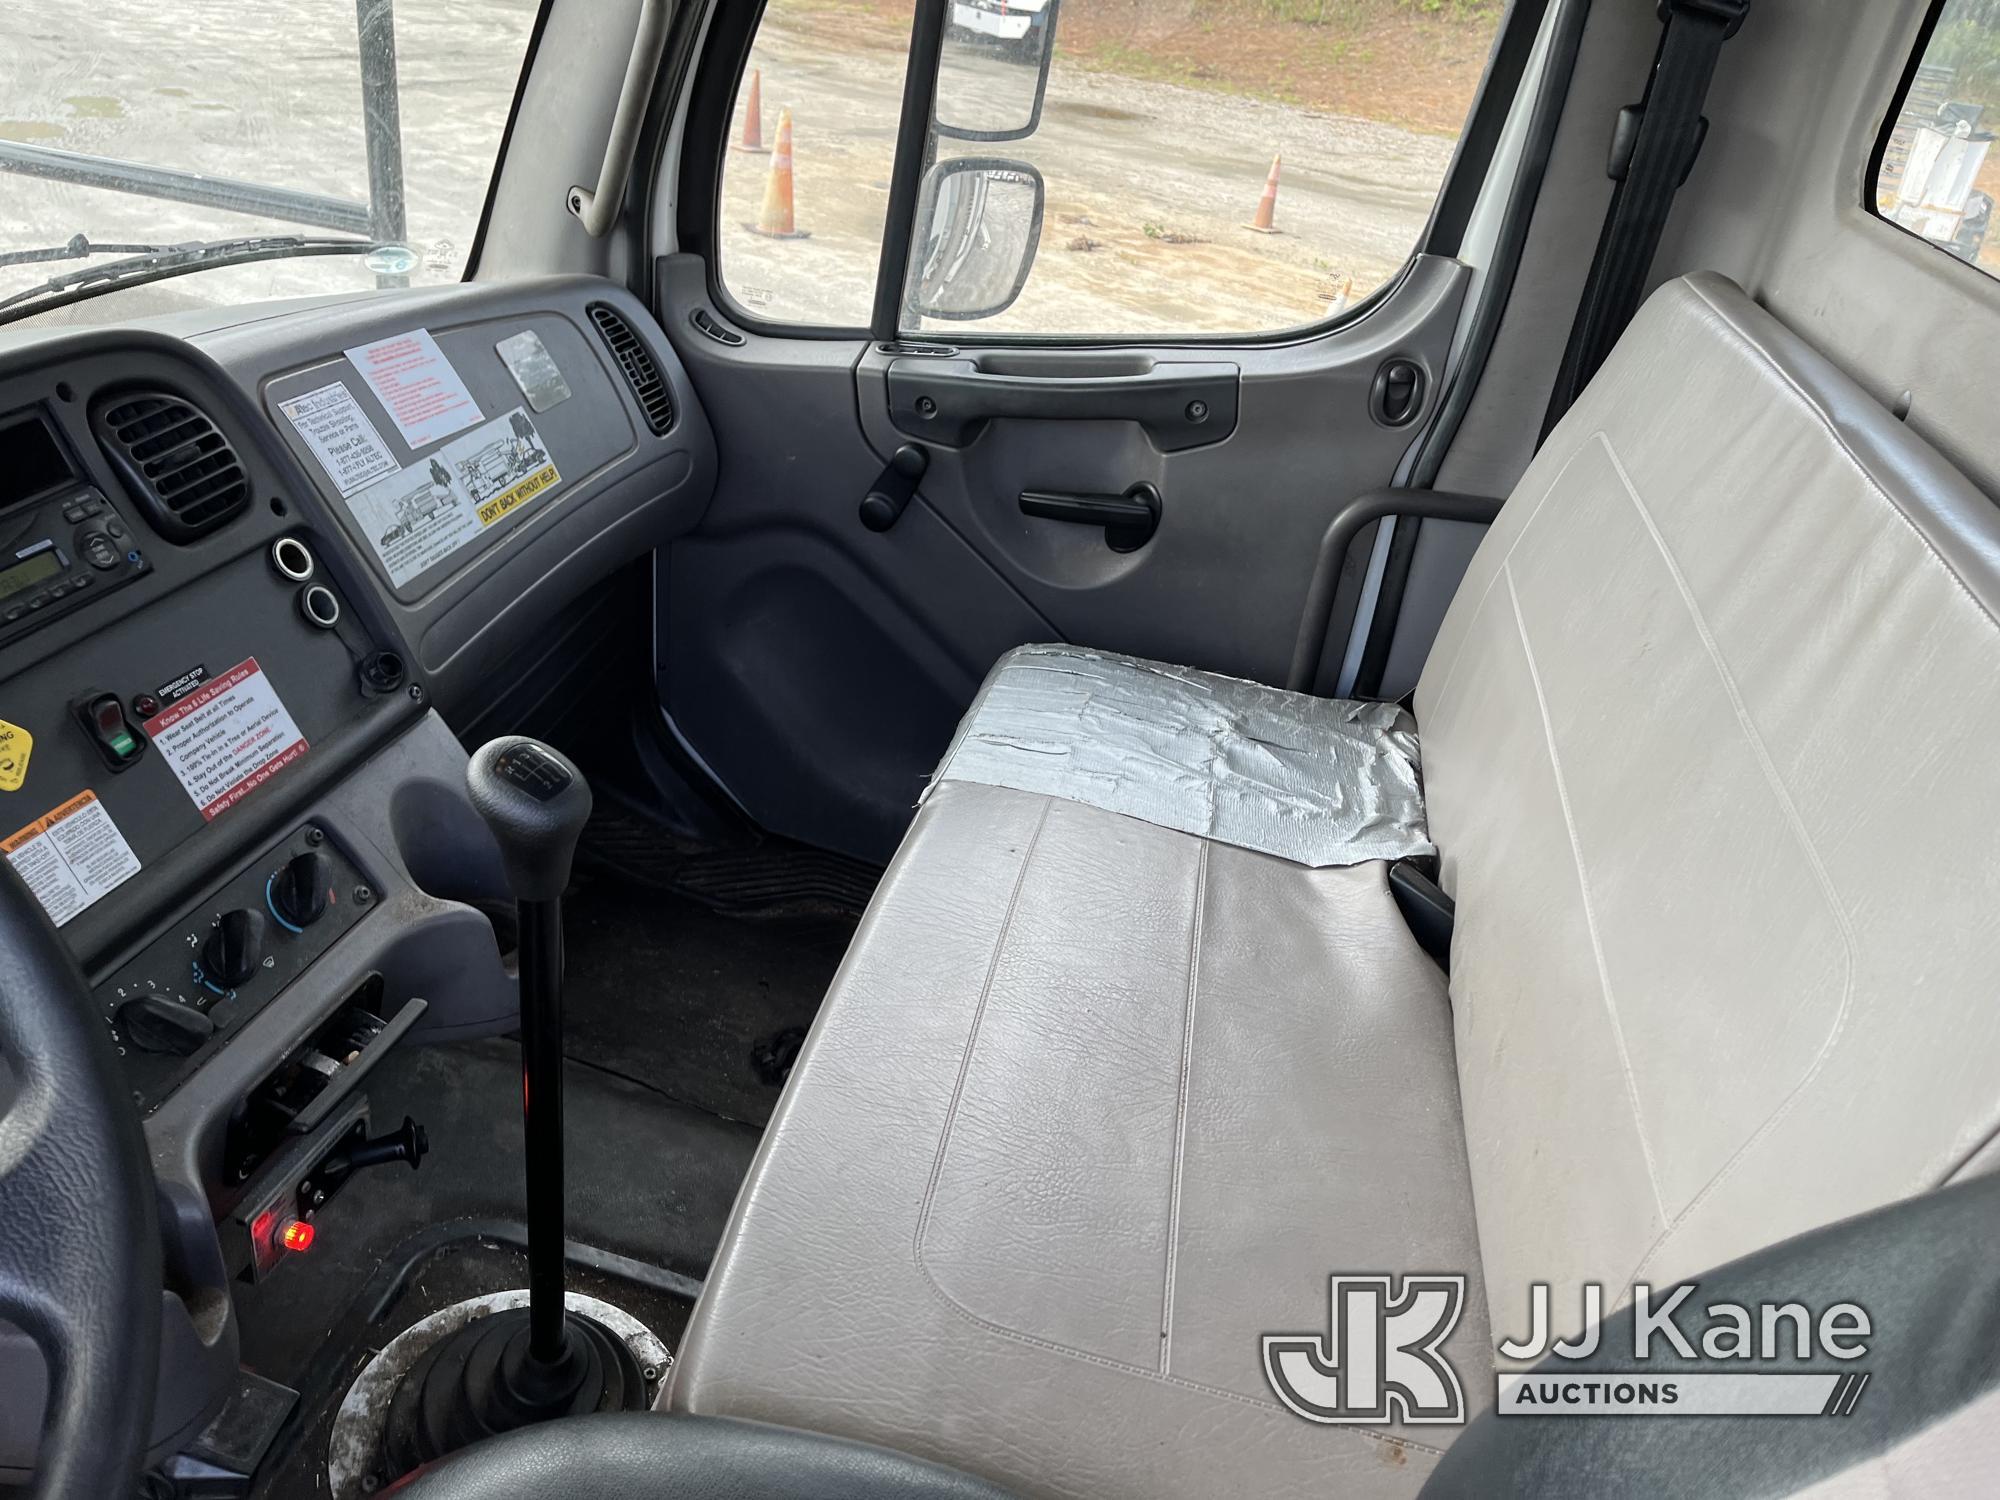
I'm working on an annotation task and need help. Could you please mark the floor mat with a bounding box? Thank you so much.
[581,809,882,918]
[562,873,856,1125]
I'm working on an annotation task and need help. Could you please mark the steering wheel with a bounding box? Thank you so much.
[0,862,160,1500]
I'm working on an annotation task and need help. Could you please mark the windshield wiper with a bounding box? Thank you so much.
[0,233,184,270]
[0,234,382,323]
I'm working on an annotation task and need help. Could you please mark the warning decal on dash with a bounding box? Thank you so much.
[342,407,562,587]
[142,658,310,821]
[4,790,142,927]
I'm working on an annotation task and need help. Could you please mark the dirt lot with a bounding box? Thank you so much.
[721,0,1489,334]
[0,0,1499,333]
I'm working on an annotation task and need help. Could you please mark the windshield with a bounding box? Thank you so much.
[0,1,541,327]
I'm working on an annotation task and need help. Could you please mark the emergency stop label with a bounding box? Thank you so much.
[342,407,561,587]
[142,658,309,821]
[3,790,142,926]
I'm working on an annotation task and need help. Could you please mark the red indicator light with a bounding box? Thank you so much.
[280,1219,316,1253]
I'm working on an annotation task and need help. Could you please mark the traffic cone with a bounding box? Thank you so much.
[737,68,769,154]
[1244,152,1283,234]
[749,108,809,239]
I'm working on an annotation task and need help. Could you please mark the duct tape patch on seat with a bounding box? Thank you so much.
[927,644,1431,867]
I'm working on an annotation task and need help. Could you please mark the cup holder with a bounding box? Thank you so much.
[271,536,316,582]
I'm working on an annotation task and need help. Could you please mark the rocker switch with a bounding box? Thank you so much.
[83,693,145,769]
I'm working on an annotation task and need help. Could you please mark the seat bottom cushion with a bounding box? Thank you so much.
[669,781,1490,1500]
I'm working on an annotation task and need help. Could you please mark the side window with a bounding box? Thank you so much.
[909,0,1509,338]
[715,0,917,327]
[1874,0,2000,279]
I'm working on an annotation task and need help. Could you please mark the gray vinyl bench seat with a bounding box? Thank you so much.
[665,274,2000,1498]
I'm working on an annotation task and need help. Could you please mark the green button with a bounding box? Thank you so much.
[108,730,137,759]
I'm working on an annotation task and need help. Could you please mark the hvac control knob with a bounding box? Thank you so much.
[202,908,266,990]
[271,850,331,929]
[115,994,215,1057]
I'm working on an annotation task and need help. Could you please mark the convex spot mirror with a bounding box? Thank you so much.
[935,0,1061,142]
[906,159,1044,322]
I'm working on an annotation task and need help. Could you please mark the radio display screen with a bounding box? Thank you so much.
[0,551,62,603]
[0,412,77,507]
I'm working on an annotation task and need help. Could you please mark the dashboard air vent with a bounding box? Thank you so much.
[588,304,674,435]
[94,393,250,540]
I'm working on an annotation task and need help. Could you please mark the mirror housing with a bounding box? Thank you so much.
[935,0,1061,142]
[905,158,1045,323]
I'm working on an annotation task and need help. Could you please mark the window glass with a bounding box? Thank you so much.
[912,0,1509,337]
[0,1,541,328]
[1876,0,2000,278]
[716,0,917,327]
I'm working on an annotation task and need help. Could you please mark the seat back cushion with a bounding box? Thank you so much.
[1414,272,2000,1342]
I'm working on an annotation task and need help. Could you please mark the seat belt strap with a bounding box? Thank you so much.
[1542,0,1749,435]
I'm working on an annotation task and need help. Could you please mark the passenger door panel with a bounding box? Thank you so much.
[658,253,1467,862]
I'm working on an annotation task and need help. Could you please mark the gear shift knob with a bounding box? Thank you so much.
[465,737,592,903]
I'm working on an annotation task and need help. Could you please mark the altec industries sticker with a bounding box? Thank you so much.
[3,790,142,926]
[142,657,309,821]
[342,407,562,587]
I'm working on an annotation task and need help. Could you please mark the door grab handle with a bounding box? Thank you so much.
[859,444,929,532]
[567,0,671,236]
[1019,484,1161,552]
[888,360,1239,451]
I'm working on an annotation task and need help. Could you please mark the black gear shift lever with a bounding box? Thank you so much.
[465,737,592,1367]
[381,738,646,1476]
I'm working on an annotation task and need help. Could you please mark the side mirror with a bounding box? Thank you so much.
[935,0,1061,142]
[905,159,1044,322]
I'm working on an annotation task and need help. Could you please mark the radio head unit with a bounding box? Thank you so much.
[0,407,150,645]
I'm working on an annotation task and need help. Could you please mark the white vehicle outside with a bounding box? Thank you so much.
[948,0,1052,51]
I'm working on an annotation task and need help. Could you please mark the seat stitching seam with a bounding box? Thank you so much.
[1160,839,1209,1376]
[907,809,1439,1457]
[1595,437,1859,1285]
[1681,278,2000,636]
[1504,563,1671,1224]
[1420,439,1596,722]
[913,795,1052,1259]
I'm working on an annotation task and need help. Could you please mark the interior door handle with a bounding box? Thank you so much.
[1019,484,1161,552]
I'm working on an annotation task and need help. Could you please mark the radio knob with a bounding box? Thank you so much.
[116,994,215,1057]
[202,909,266,989]
[272,850,331,929]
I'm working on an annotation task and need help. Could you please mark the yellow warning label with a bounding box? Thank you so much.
[0,720,31,792]
[475,462,560,527]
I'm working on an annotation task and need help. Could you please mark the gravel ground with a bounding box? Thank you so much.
[722,12,1457,335]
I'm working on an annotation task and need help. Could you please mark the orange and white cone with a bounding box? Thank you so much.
[1244,151,1283,235]
[749,108,809,239]
[737,68,769,153]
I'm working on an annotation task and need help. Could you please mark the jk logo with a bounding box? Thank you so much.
[1263,1275,1468,1425]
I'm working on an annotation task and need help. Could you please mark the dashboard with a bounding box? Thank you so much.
[0,275,716,1478]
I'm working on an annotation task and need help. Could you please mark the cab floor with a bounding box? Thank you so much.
[233,883,855,1494]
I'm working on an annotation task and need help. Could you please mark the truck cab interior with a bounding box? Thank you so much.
[2,0,1999,1496]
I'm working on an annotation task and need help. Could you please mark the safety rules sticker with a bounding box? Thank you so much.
[3,790,142,926]
[143,658,309,821]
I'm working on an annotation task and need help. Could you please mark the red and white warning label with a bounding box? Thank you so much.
[142,657,309,821]
[3,790,143,926]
